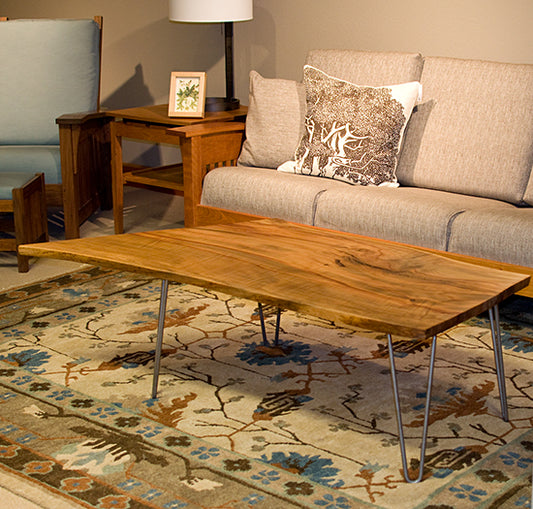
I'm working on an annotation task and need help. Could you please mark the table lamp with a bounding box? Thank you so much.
[169,0,253,112]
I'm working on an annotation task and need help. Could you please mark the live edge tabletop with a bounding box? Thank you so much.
[19,219,529,340]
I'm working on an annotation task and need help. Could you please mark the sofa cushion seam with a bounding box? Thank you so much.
[312,189,328,226]
[446,210,466,251]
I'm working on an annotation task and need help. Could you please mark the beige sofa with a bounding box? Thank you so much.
[172,50,533,297]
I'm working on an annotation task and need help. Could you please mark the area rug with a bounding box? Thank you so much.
[0,266,532,508]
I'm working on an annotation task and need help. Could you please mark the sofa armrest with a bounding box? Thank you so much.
[168,122,245,227]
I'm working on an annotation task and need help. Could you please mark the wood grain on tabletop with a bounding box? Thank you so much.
[19,219,529,339]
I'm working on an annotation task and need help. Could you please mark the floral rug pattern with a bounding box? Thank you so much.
[0,266,532,508]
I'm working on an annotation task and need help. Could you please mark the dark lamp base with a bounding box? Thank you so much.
[205,97,240,112]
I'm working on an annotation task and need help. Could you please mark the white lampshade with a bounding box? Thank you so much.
[169,0,253,23]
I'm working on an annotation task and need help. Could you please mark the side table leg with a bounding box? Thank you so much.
[489,305,509,421]
[151,279,169,399]
[258,303,282,346]
[388,333,437,483]
[109,120,125,234]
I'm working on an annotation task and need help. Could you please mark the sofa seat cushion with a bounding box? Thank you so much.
[396,56,533,205]
[0,146,61,184]
[448,205,533,268]
[314,186,501,251]
[0,171,41,199]
[201,166,337,225]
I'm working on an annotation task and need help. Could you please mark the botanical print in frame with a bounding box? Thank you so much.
[168,71,206,118]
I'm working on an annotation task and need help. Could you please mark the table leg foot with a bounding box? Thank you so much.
[388,333,437,483]
[151,279,169,399]
[257,303,282,346]
[489,305,509,422]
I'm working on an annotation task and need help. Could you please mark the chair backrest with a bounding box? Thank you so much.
[0,17,102,146]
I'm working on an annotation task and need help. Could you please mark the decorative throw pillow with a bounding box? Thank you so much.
[238,71,306,169]
[285,66,422,186]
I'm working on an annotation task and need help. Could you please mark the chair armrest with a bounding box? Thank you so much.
[56,110,108,125]
[57,112,112,237]
[168,122,246,227]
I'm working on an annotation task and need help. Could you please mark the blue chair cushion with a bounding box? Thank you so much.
[0,19,100,145]
[0,146,61,185]
[0,171,41,199]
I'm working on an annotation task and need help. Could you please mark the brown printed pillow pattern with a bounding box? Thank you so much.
[288,66,421,186]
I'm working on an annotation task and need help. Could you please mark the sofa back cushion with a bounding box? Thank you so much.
[238,71,306,169]
[396,56,533,204]
[238,50,423,170]
[523,168,533,206]
[306,49,424,86]
[0,18,100,145]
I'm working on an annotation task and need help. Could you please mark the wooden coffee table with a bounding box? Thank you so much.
[19,219,529,482]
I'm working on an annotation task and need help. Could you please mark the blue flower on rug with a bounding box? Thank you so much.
[47,389,75,401]
[237,340,318,366]
[242,493,266,505]
[502,332,533,354]
[163,500,189,508]
[0,391,16,402]
[260,452,343,488]
[0,327,26,338]
[117,478,142,491]
[313,493,352,508]
[449,484,488,502]
[63,288,91,299]
[190,446,220,460]
[499,451,533,469]
[0,349,51,373]
[251,469,281,485]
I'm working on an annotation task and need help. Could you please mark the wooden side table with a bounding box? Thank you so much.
[106,104,247,233]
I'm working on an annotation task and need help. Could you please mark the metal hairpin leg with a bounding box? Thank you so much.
[488,305,508,421]
[151,279,169,399]
[257,303,282,346]
[388,333,438,483]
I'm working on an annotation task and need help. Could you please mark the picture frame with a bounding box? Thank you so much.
[168,71,206,118]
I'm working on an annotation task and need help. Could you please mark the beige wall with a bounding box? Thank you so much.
[1,0,226,109]
[241,0,533,93]
[3,0,532,111]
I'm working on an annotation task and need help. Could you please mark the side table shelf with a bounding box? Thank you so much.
[123,164,184,193]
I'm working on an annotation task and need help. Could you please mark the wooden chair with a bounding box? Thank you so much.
[0,173,48,271]
[0,16,109,239]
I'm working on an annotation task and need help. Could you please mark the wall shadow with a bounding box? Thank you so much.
[101,64,153,110]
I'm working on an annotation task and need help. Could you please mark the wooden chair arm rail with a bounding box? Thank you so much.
[168,122,245,139]
[56,110,108,125]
